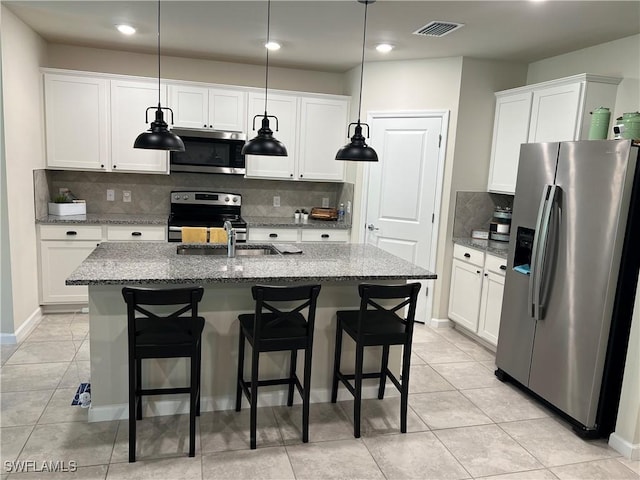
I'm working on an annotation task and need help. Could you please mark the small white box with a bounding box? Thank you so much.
[48,202,86,216]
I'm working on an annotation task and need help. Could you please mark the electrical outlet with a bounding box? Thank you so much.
[106,189,115,201]
[347,201,351,214]
[273,196,280,207]
[123,190,132,203]
[322,197,330,208]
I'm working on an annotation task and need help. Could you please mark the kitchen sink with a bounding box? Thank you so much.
[176,244,280,256]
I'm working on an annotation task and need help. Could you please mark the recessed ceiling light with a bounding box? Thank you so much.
[116,24,136,36]
[265,41,281,51]
[376,43,394,53]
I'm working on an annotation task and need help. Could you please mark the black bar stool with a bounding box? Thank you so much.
[122,286,205,462]
[331,282,421,438]
[236,284,321,449]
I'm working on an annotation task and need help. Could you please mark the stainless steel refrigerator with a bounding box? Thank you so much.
[496,139,640,437]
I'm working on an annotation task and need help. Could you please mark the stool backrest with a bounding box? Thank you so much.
[357,283,422,337]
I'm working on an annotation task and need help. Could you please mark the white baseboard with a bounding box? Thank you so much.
[87,385,387,423]
[0,307,43,344]
[609,432,640,460]
[429,317,451,328]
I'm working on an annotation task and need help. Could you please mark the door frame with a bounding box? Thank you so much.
[359,110,449,324]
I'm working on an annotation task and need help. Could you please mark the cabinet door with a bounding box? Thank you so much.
[168,84,209,129]
[448,258,483,332]
[44,74,109,170]
[487,92,532,194]
[40,241,99,304]
[209,89,246,132]
[297,97,348,181]
[111,80,168,173]
[244,93,297,179]
[528,82,583,143]
[477,270,505,346]
[247,227,298,242]
[300,229,349,242]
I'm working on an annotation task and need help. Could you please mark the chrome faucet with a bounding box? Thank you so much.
[223,220,236,258]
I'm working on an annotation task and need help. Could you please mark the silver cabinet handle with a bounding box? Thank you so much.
[367,224,379,231]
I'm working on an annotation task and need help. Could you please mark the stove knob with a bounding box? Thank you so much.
[183,195,189,200]
[232,197,238,203]
[225,196,230,202]
[174,194,180,200]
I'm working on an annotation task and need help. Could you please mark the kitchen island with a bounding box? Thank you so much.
[67,242,436,422]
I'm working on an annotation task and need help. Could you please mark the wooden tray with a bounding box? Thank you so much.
[310,207,338,221]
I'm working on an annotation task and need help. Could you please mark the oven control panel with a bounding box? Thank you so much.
[170,191,241,206]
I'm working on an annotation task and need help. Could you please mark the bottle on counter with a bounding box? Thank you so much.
[337,203,345,223]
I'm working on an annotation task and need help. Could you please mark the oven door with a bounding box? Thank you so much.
[170,131,246,175]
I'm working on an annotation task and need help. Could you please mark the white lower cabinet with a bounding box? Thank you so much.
[105,225,166,241]
[448,243,507,348]
[248,227,299,242]
[248,226,350,243]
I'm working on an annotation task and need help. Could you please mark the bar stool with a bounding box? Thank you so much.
[236,284,321,449]
[331,282,421,438]
[122,286,205,462]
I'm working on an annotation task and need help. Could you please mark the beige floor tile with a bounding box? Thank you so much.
[58,361,91,389]
[412,325,446,343]
[40,313,78,325]
[479,359,497,372]
[1,345,19,366]
[39,388,89,424]
[480,469,559,479]
[5,342,77,365]
[410,391,492,430]
[199,408,282,453]
[454,339,496,362]
[412,341,474,364]
[338,397,429,437]
[499,418,619,467]
[409,352,425,366]
[0,362,68,392]
[202,446,295,480]
[19,421,117,467]
[364,431,469,479]
[617,457,640,475]
[409,364,456,394]
[550,458,640,479]
[6,465,108,479]
[111,414,200,463]
[74,340,91,361]
[461,385,549,422]
[286,438,384,479]
[1,390,53,427]
[435,424,543,477]
[25,322,87,343]
[273,401,353,444]
[432,361,502,390]
[0,426,34,464]
[107,456,201,479]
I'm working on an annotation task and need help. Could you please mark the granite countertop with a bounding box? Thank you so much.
[244,216,351,229]
[67,242,436,285]
[453,237,510,258]
[36,214,168,225]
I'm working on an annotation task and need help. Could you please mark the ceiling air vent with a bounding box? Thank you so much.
[413,21,464,37]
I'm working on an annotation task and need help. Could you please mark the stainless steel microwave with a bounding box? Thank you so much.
[169,128,247,175]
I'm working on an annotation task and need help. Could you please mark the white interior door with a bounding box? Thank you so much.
[365,113,445,324]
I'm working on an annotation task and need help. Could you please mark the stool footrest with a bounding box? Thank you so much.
[139,387,192,396]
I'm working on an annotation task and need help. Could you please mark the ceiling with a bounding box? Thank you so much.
[4,1,640,73]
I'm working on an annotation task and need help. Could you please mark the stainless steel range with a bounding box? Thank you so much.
[168,191,247,242]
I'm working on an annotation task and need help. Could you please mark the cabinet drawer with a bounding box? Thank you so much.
[106,225,166,241]
[300,229,349,242]
[485,254,508,276]
[40,224,103,241]
[453,243,484,267]
[248,228,298,242]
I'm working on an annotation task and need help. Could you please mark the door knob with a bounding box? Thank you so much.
[367,224,379,231]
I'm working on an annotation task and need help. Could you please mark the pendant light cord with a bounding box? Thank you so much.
[263,0,271,116]
[157,0,161,108]
[356,0,369,123]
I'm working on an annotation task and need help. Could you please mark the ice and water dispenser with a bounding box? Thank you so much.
[513,227,534,275]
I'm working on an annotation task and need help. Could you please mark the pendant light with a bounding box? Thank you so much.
[241,0,288,157]
[335,0,378,162]
[133,0,184,152]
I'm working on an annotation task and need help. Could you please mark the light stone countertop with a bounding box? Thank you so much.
[67,242,436,285]
[453,237,510,259]
[36,213,168,225]
[244,216,351,229]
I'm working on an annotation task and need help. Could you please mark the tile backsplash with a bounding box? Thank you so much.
[34,169,353,220]
[453,191,514,237]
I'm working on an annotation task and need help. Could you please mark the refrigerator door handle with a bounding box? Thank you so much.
[533,185,559,320]
[529,184,552,318]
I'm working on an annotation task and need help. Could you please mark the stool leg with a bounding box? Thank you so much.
[330,320,343,403]
[302,347,313,443]
[400,343,411,434]
[128,355,136,463]
[378,345,390,399]
[287,349,298,407]
[250,347,260,450]
[354,343,364,438]
[236,327,245,412]
[135,359,142,420]
[196,340,202,417]
[189,349,197,457]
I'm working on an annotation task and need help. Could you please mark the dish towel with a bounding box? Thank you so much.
[181,226,208,243]
[208,228,228,244]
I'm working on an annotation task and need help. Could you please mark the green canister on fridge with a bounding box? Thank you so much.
[588,107,611,140]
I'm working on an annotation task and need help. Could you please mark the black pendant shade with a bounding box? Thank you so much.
[133,0,184,152]
[336,0,378,162]
[243,0,288,157]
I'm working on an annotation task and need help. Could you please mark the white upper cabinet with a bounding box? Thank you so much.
[44,73,110,171]
[244,92,298,179]
[487,74,621,194]
[110,79,168,173]
[168,84,246,132]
